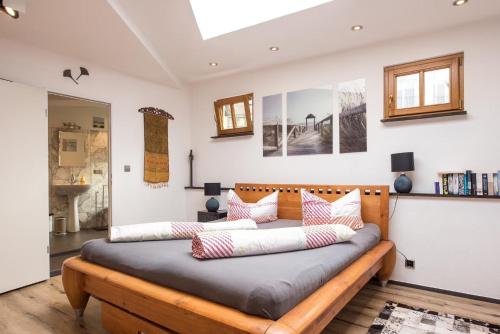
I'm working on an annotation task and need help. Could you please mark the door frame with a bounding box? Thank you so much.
[48,92,113,230]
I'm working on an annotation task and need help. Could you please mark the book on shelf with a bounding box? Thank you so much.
[471,173,477,196]
[494,173,499,196]
[466,170,472,195]
[437,171,500,197]
[458,174,465,196]
[488,174,494,196]
[476,175,483,196]
[453,173,459,195]
[441,174,448,195]
[482,173,488,196]
[498,170,500,195]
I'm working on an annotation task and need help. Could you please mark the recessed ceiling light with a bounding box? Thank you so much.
[269,46,280,51]
[453,0,468,6]
[190,0,334,40]
[351,25,363,31]
[0,5,19,18]
[209,62,218,67]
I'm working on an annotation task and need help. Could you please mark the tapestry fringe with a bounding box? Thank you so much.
[146,182,168,189]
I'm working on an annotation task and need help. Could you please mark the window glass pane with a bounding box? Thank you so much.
[221,104,233,129]
[249,97,253,122]
[397,73,420,109]
[424,68,450,106]
[233,102,247,128]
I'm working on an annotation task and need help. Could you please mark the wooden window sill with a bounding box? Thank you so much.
[210,131,254,139]
[381,110,466,123]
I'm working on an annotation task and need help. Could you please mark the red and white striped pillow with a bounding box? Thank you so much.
[227,190,278,224]
[301,188,364,230]
[192,224,356,259]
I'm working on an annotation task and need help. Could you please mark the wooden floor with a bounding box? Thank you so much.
[0,277,498,334]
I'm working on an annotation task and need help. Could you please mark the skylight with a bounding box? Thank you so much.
[189,0,334,40]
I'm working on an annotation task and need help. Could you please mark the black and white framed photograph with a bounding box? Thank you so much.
[262,94,283,157]
[338,79,367,153]
[286,86,333,156]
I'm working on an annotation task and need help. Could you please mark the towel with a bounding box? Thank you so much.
[109,219,257,242]
[192,224,355,259]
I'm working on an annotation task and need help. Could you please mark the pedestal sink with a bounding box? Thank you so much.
[54,184,91,233]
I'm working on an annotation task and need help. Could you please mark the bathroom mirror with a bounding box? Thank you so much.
[58,131,87,167]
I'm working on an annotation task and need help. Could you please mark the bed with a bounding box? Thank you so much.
[62,183,396,334]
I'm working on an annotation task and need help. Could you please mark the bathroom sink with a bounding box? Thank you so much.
[54,184,91,196]
[53,184,91,233]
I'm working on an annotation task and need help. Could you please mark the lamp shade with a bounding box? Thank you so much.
[391,152,414,172]
[204,183,221,196]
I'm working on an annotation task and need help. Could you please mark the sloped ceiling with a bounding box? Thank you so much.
[1,0,499,88]
[0,0,180,86]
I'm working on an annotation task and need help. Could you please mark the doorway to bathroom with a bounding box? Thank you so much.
[48,93,111,276]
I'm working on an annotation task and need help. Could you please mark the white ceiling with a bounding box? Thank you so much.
[1,0,499,88]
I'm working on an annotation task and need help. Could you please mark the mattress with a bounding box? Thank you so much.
[81,220,381,320]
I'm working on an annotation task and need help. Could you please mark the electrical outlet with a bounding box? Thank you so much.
[405,259,415,269]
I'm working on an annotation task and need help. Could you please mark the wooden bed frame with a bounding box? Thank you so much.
[62,183,396,334]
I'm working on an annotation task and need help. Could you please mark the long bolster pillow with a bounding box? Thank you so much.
[192,224,356,259]
[109,219,257,242]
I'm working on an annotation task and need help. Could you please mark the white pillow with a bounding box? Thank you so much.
[227,190,278,224]
[301,188,364,230]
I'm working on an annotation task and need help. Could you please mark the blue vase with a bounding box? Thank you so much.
[394,174,412,193]
[206,197,219,212]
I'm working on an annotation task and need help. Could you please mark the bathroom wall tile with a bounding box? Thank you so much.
[49,128,109,230]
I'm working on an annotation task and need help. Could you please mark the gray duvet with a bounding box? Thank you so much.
[81,220,380,320]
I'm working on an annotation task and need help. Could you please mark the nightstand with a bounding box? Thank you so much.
[197,210,227,222]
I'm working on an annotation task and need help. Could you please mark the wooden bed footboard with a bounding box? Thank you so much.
[62,241,395,334]
[62,183,395,334]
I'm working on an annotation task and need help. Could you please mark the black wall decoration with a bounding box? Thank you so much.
[63,67,90,85]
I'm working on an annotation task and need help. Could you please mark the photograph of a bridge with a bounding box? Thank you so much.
[263,94,283,157]
[338,79,367,153]
[286,86,333,156]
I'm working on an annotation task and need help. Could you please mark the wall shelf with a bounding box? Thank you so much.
[381,110,467,123]
[185,187,500,199]
[210,131,254,139]
[185,186,234,191]
[390,192,500,199]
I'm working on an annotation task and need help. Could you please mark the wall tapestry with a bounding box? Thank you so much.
[138,107,174,188]
[262,94,283,157]
[338,79,367,153]
[286,86,333,156]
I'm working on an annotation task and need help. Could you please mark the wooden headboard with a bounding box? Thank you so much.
[235,183,390,240]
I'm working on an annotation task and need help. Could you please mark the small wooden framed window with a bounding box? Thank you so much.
[384,53,464,120]
[213,93,253,137]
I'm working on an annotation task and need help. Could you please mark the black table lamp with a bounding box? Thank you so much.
[391,152,414,193]
[204,183,221,212]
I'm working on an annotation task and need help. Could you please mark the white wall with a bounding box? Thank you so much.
[0,37,191,226]
[188,19,500,299]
